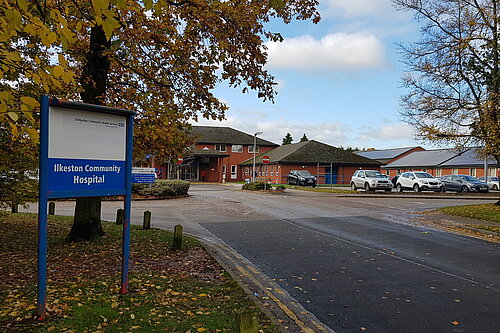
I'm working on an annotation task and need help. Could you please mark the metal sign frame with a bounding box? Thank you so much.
[37,96,135,319]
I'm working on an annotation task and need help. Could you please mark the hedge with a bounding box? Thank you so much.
[132,180,190,197]
[242,182,273,191]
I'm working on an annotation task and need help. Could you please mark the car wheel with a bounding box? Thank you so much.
[287,179,292,185]
[396,184,403,192]
[438,186,445,193]
[461,186,469,193]
[351,182,357,191]
[364,182,372,192]
[413,184,420,192]
[493,184,498,191]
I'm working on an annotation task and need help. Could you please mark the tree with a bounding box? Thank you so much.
[339,146,361,153]
[1,0,320,239]
[282,133,293,145]
[299,133,308,142]
[394,0,500,203]
[0,119,38,211]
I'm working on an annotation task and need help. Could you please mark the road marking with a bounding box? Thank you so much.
[243,210,253,216]
[204,232,333,332]
[281,219,499,292]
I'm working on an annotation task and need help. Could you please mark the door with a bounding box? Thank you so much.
[230,165,237,180]
[325,166,338,184]
[222,165,226,181]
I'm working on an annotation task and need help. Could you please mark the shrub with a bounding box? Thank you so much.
[132,180,190,197]
[275,185,286,191]
[242,182,272,191]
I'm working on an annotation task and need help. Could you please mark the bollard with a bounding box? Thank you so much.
[236,308,259,333]
[11,204,18,213]
[143,210,151,230]
[48,202,55,215]
[172,224,183,250]
[116,208,124,225]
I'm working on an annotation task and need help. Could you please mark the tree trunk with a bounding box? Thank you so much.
[66,197,104,241]
[67,25,111,242]
[496,155,500,206]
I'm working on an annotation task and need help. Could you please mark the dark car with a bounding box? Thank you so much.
[440,174,489,193]
[287,170,317,187]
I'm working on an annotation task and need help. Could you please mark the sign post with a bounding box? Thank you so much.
[262,156,270,190]
[37,96,134,319]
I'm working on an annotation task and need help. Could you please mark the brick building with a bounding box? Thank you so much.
[383,147,498,178]
[154,126,278,182]
[239,140,382,184]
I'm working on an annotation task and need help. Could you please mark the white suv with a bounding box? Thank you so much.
[396,171,443,192]
[351,170,393,192]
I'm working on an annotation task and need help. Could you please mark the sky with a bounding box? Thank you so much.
[193,0,424,150]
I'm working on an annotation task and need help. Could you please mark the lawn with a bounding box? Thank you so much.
[0,213,278,332]
[438,203,500,223]
[287,185,358,194]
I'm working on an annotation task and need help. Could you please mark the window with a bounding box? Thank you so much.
[436,169,442,177]
[215,144,226,152]
[231,145,243,153]
[231,165,237,179]
[470,168,476,177]
[452,168,458,174]
[222,165,226,178]
[248,145,259,153]
[489,167,498,176]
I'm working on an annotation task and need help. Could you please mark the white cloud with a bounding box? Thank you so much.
[265,33,387,71]
[357,123,415,142]
[192,117,418,149]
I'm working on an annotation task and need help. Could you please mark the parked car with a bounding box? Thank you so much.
[287,170,317,187]
[478,176,499,191]
[441,175,489,193]
[396,171,443,192]
[351,170,392,192]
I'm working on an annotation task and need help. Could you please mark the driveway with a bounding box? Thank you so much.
[22,184,500,332]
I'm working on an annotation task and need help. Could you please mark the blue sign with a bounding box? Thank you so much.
[48,158,126,192]
[37,96,135,320]
[132,173,155,183]
[132,167,156,184]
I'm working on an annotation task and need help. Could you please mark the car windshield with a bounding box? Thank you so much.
[365,171,386,178]
[297,170,312,176]
[459,175,480,182]
[414,172,434,179]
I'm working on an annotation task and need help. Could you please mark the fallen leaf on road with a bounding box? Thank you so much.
[452,321,460,326]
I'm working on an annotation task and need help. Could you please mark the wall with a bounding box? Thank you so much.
[386,167,499,178]
[195,143,276,182]
[242,164,381,185]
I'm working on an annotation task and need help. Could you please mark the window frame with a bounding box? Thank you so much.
[215,144,226,152]
[248,145,259,153]
[231,144,243,153]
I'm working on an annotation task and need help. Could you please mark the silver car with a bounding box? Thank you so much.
[478,176,499,191]
[351,170,392,192]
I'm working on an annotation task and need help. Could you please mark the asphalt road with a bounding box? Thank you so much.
[22,184,500,332]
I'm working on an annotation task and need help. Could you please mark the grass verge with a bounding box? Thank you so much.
[287,186,358,194]
[0,212,278,333]
[438,203,500,223]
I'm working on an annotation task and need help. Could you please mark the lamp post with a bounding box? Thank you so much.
[252,131,263,183]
